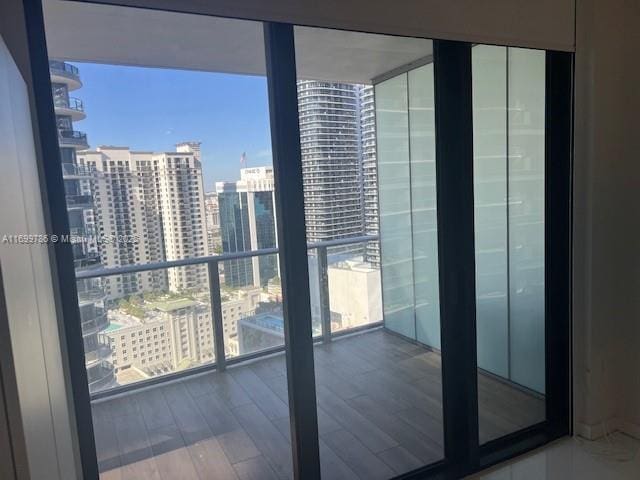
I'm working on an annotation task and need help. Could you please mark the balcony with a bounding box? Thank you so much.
[65,193,93,209]
[49,60,82,90]
[58,129,89,149]
[61,162,93,178]
[91,329,543,478]
[77,236,545,478]
[74,252,102,270]
[81,308,109,335]
[53,95,86,120]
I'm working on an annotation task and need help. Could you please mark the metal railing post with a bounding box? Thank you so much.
[317,246,332,343]
[207,260,226,371]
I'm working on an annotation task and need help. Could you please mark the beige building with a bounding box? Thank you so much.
[79,142,208,298]
[327,258,383,331]
[105,287,261,383]
[154,148,209,291]
[80,147,166,299]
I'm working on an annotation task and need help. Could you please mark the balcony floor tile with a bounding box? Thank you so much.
[92,329,544,479]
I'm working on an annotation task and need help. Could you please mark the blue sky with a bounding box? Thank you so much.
[74,63,272,190]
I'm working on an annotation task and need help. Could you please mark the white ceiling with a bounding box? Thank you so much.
[42,0,432,84]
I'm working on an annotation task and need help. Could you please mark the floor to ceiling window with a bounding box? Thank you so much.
[37,1,572,478]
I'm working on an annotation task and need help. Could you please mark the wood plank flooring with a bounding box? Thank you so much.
[92,329,544,480]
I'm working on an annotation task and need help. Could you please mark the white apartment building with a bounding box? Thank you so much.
[105,287,261,383]
[327,258,383,331]
[79,142,208,298]
[105,299,212,381]
[154,148,209,291]
[81,147,166,299]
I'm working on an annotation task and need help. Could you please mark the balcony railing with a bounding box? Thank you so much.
[74,252,102,270]
[77,234,380,398]
[49,60,79,77]
[65,193,93,208]
[58,129,88,148]
[53,95,84,112]
[61,162,93,178]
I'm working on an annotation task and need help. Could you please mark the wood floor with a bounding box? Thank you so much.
[92,329,545,480]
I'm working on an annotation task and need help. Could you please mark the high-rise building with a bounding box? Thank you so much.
[216,167,278,287]
[154,147,209,291]
[79,143,208,295]
[176,141,202,161]
[50,60,115,392]
[297,80,365,244]
[80,147,167,299]
[204,192,221,254]
[360,85,380,266]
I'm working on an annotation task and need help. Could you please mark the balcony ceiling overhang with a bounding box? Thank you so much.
[43,0,432,84]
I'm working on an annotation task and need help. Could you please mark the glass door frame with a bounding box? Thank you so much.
[22,1,573,478]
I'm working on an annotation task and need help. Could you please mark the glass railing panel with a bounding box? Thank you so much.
[78,264,215,393]
[325,240,382,334]
[220,253,284,358]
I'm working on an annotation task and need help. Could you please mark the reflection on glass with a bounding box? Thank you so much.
[409,65,441,348]
[376,74,415,339]
[473,44,546,443]
[376,65,441,351]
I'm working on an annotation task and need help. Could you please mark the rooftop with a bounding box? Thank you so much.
[150,298,198,312]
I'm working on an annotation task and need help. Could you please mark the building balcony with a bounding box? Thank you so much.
[87,363,116,393]
[74,252,102,270]
[90,328,544,478]
[85,343,113,368]
[58,129,89,149]
[75,235,545,477]
[78,285,107,305]
[53,95,86,120]
[69,224,96,238]
[65,193,93,209]
[81,308,109,335]
[49,60,82,90]
[61,162,93,178]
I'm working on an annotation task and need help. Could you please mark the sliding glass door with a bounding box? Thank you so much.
[473,45,547,443]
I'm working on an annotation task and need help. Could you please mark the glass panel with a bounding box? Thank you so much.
[473,45,510,379]
[295,26,442,478]
[376,74,415,339]
[507,48,546,392]
[327,241,383,334]
[221,253,283,358]
[473,44,546,444]
[45,5,294,479]
[408,65,441,349]
[82,266,213,391]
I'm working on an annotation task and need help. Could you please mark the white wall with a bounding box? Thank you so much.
[573,0,640,439]
[0,36,79,480]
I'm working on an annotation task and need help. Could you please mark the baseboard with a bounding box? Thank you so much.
[575,417,640,440]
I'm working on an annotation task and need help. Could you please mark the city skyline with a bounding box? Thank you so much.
[72,62,273,189]
[54,59,382,392]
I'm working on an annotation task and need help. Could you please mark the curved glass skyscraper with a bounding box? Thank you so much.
[50,60,115,392]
